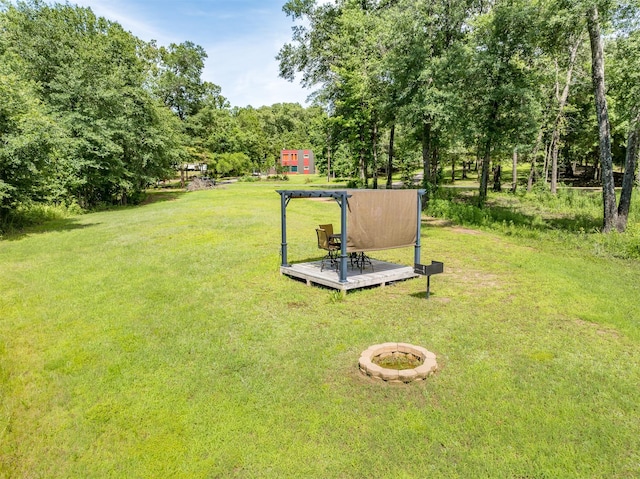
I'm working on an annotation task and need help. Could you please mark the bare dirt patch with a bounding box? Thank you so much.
[446,266,501,289]
[450,227,481,235]
[425,217,453,227]
[424,217,482,235]
[574,318,620,339]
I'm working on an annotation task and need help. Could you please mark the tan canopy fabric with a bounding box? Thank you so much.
[346,190,417,252]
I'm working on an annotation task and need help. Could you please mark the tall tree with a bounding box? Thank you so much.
[153,41,209,121]
[0,1,183,208]
[609,26,640,231]
[279,0,397,187]
[388,0,485,196]
[460,0,542,203]
[587,5,618,231]
[549,35,584,194]
[0,63,63,217]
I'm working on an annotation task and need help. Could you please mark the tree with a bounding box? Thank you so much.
[388,0,486,196]
[609,26,640,231]
[587,5,618,231]
[210,152,251,177]
[585,1,639,232]
[0,1,183,208]
[459,0,542,203]
[153,41,209,121]
[0,63,63,217]
[279,0,396,187]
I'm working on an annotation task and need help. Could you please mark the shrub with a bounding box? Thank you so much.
[1,202,82,235]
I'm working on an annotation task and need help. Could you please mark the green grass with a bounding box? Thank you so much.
[427,186,640,260]
[1,179,640,477]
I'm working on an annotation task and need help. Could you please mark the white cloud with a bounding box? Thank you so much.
[47,0,312,107]
[203,35,310,108]
[71,0,175,44]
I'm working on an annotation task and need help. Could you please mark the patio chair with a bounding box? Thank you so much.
[319,223,340,247]
[316,228,339,272]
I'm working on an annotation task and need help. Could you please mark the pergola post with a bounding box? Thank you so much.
[280,192,289,267]
[414,189,425,266]
[339,191,348,283]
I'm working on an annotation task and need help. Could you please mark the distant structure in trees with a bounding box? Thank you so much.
[280,149,315,174]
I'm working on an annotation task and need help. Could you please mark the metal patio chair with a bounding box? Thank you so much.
[316,228,339,272]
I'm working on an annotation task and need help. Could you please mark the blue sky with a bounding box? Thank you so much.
[71,0,319,108]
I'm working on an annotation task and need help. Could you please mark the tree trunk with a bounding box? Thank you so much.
[617,110,640,231]
[432,145,439,182]
[550,128,560,194]
[327,144,332,183]
[526,162,535,192]
[479,139,491,203]
[480,102,499,202]
[527,129,544,192]
[543,140,552,184]
[451,156,456,183]
[372,121,379,189]
[421,121,432,193]
[493,163,502,192]
[511,147,518,192]
[359,126,368,187]
[550,36,582,195]
[386,122,395,189]
[587,6,618,232]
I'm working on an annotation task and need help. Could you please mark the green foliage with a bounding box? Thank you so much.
[211,152,251,177]
[0,202,82,235]
[237,175,261,183]
[185,101,327,175]
[153,41,209,121]
[0,62,64,217]
[277,0,639,225]
[426,187,640,259]
[0,1,184,211]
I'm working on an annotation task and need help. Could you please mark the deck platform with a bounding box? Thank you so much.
[280,259,418,292]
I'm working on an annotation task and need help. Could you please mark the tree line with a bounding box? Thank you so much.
[278,0,640,232]
[2,0,639,233]
[0,0,327,221]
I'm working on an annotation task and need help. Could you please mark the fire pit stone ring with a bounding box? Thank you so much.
[359,342,437,383]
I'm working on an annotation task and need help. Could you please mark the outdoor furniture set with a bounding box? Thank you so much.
[316,223,372,273]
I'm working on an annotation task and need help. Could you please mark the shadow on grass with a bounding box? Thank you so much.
[409,291,431,300]
[1,190,186,242]
[141,189,187,206]
[283,255,325,264]
[1,219,99,242]
[545,213,601,231]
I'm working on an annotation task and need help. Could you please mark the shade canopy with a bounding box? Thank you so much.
[346,189,417,252]
[277,189,425,283]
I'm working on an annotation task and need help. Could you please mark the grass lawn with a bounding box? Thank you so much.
[1,178,639,477]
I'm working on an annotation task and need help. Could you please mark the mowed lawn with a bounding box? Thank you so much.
[1,180,639,478]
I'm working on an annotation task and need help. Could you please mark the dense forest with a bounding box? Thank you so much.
[1,0,639,232]
[278,0,640,232]
[0,0,328,219]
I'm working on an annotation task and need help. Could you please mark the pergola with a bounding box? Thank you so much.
[277,189,426,284]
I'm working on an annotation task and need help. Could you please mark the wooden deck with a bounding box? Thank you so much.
[280,259,418,292]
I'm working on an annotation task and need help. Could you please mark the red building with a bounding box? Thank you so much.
[280,149,315,174]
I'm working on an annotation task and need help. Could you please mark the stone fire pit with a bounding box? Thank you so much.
[359,343,437,383]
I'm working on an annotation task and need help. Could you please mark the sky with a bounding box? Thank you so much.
[70,0,319,108]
